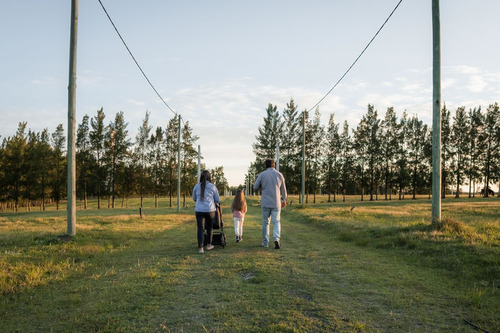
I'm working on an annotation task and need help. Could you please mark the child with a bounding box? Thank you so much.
[231,189,247,242]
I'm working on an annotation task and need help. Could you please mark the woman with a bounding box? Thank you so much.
[192,170,220,254]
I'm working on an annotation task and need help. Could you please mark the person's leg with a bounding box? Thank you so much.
[206,211,215,246]
[240,217,244,238]
[271,208,281,248]
[261,207,272,246]
[270,208,281,241]
[195,212,205,249]
[234,217,239,236]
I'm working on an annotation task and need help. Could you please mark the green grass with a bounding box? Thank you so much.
[1,196,499,332]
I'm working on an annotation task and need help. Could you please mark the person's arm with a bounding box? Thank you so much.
[253,173,261,191]
[280,175,288,202]
[192,185,198,202]
[213,184,220,203]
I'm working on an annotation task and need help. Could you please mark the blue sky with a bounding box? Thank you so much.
[1,0,499,186]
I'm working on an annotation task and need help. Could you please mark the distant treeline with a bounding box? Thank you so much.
[0,108,228,212]
[249,99,499,202]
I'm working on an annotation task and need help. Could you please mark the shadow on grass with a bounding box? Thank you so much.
[284,206,500,286]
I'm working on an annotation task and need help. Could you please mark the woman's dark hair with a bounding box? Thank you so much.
[199,170,211,201]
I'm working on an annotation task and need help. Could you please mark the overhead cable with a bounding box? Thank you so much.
[97,0,177,116]
[307,0,404,112]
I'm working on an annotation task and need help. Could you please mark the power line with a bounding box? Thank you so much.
[307,0,404,112]
[97,0,177,116]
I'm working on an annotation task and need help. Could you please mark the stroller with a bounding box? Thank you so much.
[204,203,227,248]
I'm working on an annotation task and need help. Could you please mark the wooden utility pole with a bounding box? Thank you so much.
[197,145,201,183]
[431,0,442,223]
[67,0,78,236]
[276,140,280,172]
[177,114,181,212]
[301,112,305,206]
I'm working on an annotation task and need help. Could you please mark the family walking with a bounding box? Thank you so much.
[192,158,287,253]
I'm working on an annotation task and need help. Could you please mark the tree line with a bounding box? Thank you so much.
[0,108,228,212]
[250,99,500,203]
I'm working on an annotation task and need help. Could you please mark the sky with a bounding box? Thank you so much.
[1,0,499,187]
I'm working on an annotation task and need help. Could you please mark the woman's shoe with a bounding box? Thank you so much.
[206,244,214,251]
[199,248,204,254]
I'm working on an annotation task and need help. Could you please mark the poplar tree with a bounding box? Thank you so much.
[253,103,282,170]
[301,110,315,202]
[180,120,199,206]
[380,107,399,199]
[134,111,152,207]
[51,124,66,210]
[89,107,107,209]
[105,112,130,208]
[340,120,354,202]
[451,106,470,198]
[164,116,179,206]
[365,105,381,201]
[76,115,94,208]
[25,130,40,210]
[354,105,380,201]
[441,104,452,198]
[3,123,28,211]
[481,103,500,197]
[38,129,51,210]
[324,113,341,202]
[466,107,483,197]
[149,126,165,208]
[396,112,410,200]
[279,99,300,193]
[423,128,434,198]
[407,115,428,199]
[310,108,324,203]
[210,166,228,193]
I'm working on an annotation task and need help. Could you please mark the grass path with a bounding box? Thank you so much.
[1,198,498,332]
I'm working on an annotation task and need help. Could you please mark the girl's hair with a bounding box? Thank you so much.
[231,189,247,212]
[199,170,211,201]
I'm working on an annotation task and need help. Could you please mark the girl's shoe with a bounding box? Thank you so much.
[236,235,240,243]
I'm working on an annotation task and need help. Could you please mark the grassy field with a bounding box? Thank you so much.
[1,196,499,332]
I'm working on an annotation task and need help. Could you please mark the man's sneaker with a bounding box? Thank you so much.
[206,244,215,251]
[274,240,281,249]
[262,241,269,248]
[199,248,204,254]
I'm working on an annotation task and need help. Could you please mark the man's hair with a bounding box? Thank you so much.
[265,158,275,168]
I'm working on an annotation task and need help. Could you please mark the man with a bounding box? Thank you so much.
[253,158,287,249]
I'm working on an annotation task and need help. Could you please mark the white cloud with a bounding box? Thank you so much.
[30,77,58,85]
[447,65,480,75]
[441,78,456,90]
[127,99,146,107]
[466,75,487,93]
